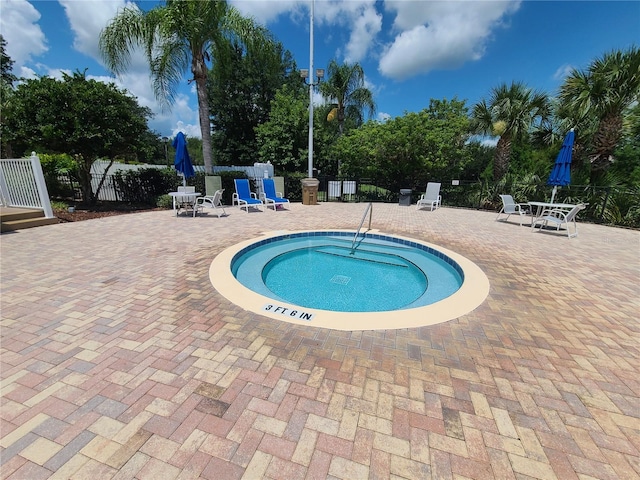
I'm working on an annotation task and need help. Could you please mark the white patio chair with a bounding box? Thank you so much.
[194,189,226,218]
[496,194,529,226]
[532,203,586,238]
[416,182,441,211]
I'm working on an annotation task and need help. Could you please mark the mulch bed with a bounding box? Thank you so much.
[54,203,164,223]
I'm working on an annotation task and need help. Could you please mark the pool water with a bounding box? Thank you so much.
[232,233,463,312]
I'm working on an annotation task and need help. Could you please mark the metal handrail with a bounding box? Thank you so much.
[351,202,372,252]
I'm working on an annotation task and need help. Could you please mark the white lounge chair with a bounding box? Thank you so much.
[532,203,586,238]
[496,194,529,226]
[233,179,263,212]
[416,182,441,211]
[260,178,289,211]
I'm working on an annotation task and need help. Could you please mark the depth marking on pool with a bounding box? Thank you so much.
[263,304,315,321]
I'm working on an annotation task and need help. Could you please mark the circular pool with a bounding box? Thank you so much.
[210,230,489,331]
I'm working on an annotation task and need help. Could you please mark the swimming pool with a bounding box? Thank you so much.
[210,230,489,330]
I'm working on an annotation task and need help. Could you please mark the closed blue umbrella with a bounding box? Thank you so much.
[172,132,195,186]
[547,129,574,203]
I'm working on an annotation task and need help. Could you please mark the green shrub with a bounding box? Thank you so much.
[40,153,77,198]
[113,167,178,204]
[50,200,70,210]
[156,194,173,209]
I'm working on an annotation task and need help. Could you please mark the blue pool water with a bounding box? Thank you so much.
[231,232,463,313]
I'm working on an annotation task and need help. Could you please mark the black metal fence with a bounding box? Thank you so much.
[54,173,639,228]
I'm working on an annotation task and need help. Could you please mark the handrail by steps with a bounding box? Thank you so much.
[351,202,372,252]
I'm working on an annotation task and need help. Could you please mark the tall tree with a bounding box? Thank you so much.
[255,84,309,173]
[333,99,471,191]
[318,60,376,138]
[3,71,151,204]
[472,81,550,180]
[559,46,640,173]
[208,38,300,165]
[99,0,272,173]
[0,34,17,157]
[0,35,17,87]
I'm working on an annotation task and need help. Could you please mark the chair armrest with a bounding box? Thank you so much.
[250,192,258,199]
[545,208,568,219]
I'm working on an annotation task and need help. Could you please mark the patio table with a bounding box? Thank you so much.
[169,191,201,217]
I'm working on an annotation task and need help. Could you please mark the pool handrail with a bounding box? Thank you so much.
[351,202,373,252]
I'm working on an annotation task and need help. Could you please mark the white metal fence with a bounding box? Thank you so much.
[0,153,54,218]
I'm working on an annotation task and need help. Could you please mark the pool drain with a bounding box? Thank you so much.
[330,275,351,285]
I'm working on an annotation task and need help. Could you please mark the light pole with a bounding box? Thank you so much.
[162,136,169,167]
[300,0,324,178]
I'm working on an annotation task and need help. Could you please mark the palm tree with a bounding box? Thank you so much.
[472,81,550,180]
[559,46,640,173]
[99,0,272,173]
[319,60,376,137]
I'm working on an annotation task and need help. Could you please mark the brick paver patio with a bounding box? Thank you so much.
[1,202,638,479]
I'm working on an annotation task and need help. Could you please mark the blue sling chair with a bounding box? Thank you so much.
[233,179,263,212]
[261,178,290,211]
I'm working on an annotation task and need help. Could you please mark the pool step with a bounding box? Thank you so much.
[315,246,409,268]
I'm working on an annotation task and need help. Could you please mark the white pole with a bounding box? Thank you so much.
[307,0,314,178]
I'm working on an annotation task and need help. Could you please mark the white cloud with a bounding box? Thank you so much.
[232,0,303,24]
[17,65,37,80]
[379,0,521,80]
[172,121,201,139]
[553,64,574,81]
[234,0,380,63]
[0,0,47,65]
[59,0,124,60]
[377,111,391,122]
[343,3,382,63]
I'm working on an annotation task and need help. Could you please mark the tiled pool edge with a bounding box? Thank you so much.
[210,229,490,331]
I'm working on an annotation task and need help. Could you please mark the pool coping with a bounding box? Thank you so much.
[209,229,490,331]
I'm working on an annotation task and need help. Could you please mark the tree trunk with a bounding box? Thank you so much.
[591,112,622,172]
[193,54,213,174]
[78,159,96,205]
[493,135,511,180]
[94,159,115,202]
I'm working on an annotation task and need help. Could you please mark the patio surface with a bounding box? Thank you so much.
[1,202,638,479]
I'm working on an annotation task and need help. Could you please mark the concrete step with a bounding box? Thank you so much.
[0,207,59,232]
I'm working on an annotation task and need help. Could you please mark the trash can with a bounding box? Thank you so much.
[399,189,412,206]
[301,178,320,205]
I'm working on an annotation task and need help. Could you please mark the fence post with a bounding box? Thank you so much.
[599,187,610,223]
[0,162,10,206]
[30,152,54,218]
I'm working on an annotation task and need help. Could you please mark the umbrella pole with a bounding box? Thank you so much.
[550,186,557,204]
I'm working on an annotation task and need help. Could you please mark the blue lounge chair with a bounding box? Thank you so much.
[233,179,263,212]
[261,178,290,211]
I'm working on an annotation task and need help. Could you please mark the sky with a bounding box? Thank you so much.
[1,0,638,140]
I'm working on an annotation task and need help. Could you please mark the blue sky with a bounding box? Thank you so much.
[1,0,638,139]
